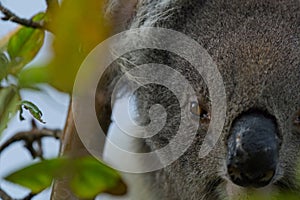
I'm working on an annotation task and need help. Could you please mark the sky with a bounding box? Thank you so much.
[0,0,70,199]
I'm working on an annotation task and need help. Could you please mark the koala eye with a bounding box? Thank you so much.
[190,101,209,120]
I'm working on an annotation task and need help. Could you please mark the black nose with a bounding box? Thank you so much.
[226,111,280,188]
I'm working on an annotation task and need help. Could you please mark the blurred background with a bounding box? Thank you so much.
[0,0,69,199]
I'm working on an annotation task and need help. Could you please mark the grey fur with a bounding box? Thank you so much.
[99,0,300,199]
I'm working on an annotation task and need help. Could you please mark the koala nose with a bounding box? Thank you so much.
[226,111,280,188]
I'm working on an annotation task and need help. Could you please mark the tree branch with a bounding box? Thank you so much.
[0,2,44,29]
[18,192,36,200]
[0,121,61,200]
[0,187,37,200]
[0,188,12,200]
[0,120,62,159]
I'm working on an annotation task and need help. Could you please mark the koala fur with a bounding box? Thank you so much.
[98,0,300,199]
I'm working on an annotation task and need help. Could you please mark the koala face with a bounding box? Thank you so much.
[102,0,300,199]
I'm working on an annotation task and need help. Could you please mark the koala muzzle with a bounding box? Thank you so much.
[226,111,280,188]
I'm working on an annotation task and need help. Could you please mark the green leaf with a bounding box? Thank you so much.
[47,0,111,93]
[18,66,49,88]
[0,86,21,135]
[7,13,45,74]
[0,28,18,52]
[31,12,46,22]
[20,100,45,123]
[0,52,9,80]
[5,157,127,198]
[71,157,127,198]
[5,158,67,194]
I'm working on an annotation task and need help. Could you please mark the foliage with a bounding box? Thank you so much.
[0,14,46,135]
[0,0,111,135]
[5,157,126,198]
[0,0,124,199]
[7,13,45,75]
[47,0,111,92]
[19,100,45,123]
[0,85,20,133]
[1,1,299,200]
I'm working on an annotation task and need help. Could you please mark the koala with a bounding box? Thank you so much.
[96,0,300,199]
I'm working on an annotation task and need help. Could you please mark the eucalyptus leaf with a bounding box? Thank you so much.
[18,66,49,89]
[0,52,9,80]
[20,100,45,123]
[5,158,67,194]
[71,157,127,198]
[0,86,21,135]
[47,0,111,93]
[7,13,45,74]
[5,157,127,198]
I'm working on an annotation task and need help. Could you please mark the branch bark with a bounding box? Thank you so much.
[50,102,91,200]
[0,120,62,159]
[0,2,44,29]
[0,188,12,200]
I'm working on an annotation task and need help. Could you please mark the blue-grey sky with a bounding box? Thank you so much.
[0,0,69,199]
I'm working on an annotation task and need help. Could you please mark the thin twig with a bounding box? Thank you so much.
[0,120,62,159]
[0,121,61,200]
[18,192,36,200]
[0,187,36,200]
[0,188,12,200]
[0,2,44,29]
